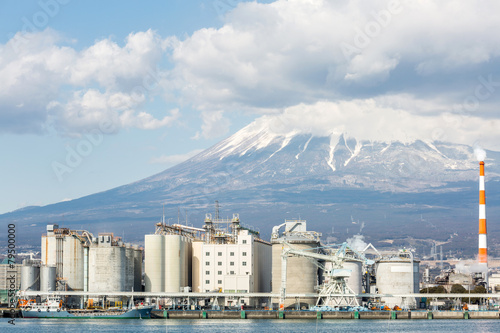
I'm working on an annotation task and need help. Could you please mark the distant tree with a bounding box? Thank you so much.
[469,285,487,304]
[419,286,447,294]
[450,284,467,294]
[473,285,487,294]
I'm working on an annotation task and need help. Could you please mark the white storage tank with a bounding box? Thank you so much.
[164,235,182,292]
[191,240,203,292]
[376,256,419,308]
[144,234,165,292]
[343,260,363,295]
[40,266,56,292]
[21,265,39,291]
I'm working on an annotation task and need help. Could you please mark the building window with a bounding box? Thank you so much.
[205,280,210,284]
[205,261,210,266]
[218,262,222,266]
[218,252,222,256]
[230,262,234,266]
[230,252,234,256]
[242,262,247,266]
[206,271,210,275]
[230,271,235,275]
[218,280,222,284]
[218,271,222,275]
[242,240,247,244]
[205,252,210,256]
[242,252,247,256]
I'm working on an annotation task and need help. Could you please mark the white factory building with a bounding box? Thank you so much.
[194,229,271,296]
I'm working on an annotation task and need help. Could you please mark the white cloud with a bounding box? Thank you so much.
[150,149,204,165]
[0,28,172,136]
[3,1,500,144]
[168,0,500,112]
[228,95,500,150]
[193,110,231,139]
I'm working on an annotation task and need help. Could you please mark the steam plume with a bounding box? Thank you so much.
[474,143,487,162]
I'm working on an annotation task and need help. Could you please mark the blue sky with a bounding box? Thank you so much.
[1,0,500,214]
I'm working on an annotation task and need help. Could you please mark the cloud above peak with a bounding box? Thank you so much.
[238,96,500,149]
[2,0,500,145]
[169,0,500,112]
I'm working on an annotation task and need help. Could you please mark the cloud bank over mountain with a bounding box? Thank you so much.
[1,0,500,147]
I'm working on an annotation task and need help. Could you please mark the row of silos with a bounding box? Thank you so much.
[21,263,56,292]
[144,234,192,292]
[87,238,143,293]
[42,227,85,291]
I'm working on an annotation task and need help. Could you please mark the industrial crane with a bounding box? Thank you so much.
[279,242,372,309]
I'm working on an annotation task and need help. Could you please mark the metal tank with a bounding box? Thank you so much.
[272,240,319,308]
[39,266,56,292]
[376,255,420,308]
[21,265,39,291]
[144,234,165,292]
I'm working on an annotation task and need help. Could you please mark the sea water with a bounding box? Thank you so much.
[2,318,499,332]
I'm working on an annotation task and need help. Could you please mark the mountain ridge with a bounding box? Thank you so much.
[2,120,500,258]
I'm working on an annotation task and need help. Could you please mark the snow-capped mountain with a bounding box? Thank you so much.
[2,119,500,257]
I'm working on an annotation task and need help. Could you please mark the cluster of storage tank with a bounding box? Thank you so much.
[270,220,420,308]
[88,234,143,293]
[144,234,192,292]
[20,260,56,292]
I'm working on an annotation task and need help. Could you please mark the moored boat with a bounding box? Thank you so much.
[20,296,153,319]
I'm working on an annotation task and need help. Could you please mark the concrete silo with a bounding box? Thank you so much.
[376,251,419,308]
[271,220,321,308]
[144,234,165,292]
[144,234,192,292]
[39,266,56,292]
[21,265,39,291]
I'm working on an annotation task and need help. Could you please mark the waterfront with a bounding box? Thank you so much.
[2,318,500,332]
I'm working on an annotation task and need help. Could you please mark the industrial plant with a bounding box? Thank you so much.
[3,160,499,317]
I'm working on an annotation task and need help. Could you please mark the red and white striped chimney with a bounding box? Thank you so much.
[478,161,488,266]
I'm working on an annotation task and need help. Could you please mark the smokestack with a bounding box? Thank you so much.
[478,161,488,266]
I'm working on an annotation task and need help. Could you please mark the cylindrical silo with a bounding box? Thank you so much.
[179,236,186,289]
[133,247,143,292]
[343,260,363,296]
[21,265,39,291]
[272,239,319,308]
[40,266,56,292]
[191,240,203,292]
[376,258,420,308]
[186,238,193,290]
[164,235,182,292]
[144,234,165,292]
[62,236,84,291]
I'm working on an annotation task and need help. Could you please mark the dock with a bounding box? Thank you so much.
[151,310,500,320]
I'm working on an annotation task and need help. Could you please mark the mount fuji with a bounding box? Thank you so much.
[3,117,500,257]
